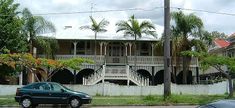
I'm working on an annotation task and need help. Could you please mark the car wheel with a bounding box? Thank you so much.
[21,98,32,108]
[32,104,38,108]
[69,97,81,108]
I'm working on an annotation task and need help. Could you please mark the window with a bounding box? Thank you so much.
[77,41,85,54]
[87,41,90,49]
[32,83,51,91]
[51,83,62,92]
[140,43,149,56]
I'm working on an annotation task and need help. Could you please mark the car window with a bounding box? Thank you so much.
[23,84,34,89]
[31,83,42,90]
[51,83,62,92]
[41,83,51,91]
[33,83,51,91]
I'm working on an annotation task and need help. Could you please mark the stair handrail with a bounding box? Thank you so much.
[129,67,149,86]
[85,66,103,85]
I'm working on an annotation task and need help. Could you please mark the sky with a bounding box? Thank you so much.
[15,0,235,39]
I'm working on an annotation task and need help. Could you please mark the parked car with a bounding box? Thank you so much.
[197,100,235,108]
[15,82,92,108]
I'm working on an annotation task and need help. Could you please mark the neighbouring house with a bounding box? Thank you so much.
[203,35,235,83]
[208,38,230,56]
[20,25,199,86]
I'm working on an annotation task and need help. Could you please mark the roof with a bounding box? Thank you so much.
[214,38,230,48]
[43,19,163,41]
[54,27,158,41]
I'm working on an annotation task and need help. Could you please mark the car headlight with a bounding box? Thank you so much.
[85,95,90,98]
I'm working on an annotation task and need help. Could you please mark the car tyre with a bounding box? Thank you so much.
[32,104,38,108]
[21,98,32,108]
[69,97,81,108]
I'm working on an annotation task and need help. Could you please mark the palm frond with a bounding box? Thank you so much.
[116,21,132,32]
[116,15,156,38]
[98,19,109,29]
[89,16,98,27]
[140,21,156,30]
[34,16,56,34]
[81,16,109,33]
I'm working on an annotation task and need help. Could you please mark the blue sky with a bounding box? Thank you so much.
[16,0,235,37]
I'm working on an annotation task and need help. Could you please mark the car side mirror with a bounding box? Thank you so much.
[61,89,65,93]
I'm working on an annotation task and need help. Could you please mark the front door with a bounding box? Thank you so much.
[108,42,124,63]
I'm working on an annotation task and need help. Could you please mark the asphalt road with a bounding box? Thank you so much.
[92,106,197,108]
[1,105,197,108]
[5,105,197,108]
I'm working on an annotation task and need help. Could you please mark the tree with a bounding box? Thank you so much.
[199,30,227,47]
[22,8,56,55]
[182,51,234,98]
[171,11,204,84]
[35,36,59,59]
[0,0,28,53]
[80,16,109,65]
[116,15,156,69]
[0,53,93,82]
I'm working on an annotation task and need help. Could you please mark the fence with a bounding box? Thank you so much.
[0,81,228,96]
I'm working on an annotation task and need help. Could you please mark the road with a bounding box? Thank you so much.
[92,106,197,108]
[6,105,197,108]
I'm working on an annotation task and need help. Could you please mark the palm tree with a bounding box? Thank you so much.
[171,11,204,84]
[80,16,109,65]
[116,15,156,70]
[22,8,56,55]
[35,36,59,59]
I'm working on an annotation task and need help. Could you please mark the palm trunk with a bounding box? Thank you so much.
[182,35,189,84]
[95,32,97,71]
[134,34,137,72]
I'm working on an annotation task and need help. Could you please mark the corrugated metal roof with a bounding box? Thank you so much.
[54,27,159,41]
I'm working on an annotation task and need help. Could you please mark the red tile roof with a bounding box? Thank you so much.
[214,38,230,48]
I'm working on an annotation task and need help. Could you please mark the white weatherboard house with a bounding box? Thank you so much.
[34,22,199,86]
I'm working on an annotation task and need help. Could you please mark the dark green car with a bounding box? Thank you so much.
[15,82,92,108]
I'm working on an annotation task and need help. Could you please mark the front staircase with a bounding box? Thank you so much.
[84,65,149,86]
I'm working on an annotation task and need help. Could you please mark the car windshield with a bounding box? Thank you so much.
[60,84,74,91]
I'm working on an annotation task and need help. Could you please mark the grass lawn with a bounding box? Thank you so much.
[0,95,232,106]
[0,95,18,105]
[92,95,228,106]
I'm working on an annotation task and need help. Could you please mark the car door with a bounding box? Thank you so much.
[48,83,69,104]
[31,83,51,104]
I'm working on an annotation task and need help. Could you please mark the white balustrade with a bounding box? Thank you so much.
[127,56,198,65]
[129,68,149,86]
[105,66,126,77]
[38,55,198,66]
[38,55,105,64]
[84,67,104,85]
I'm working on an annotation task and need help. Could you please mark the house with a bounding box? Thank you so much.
[208,38,230,56]
[27,26,200,86]
[202,36,233,83]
